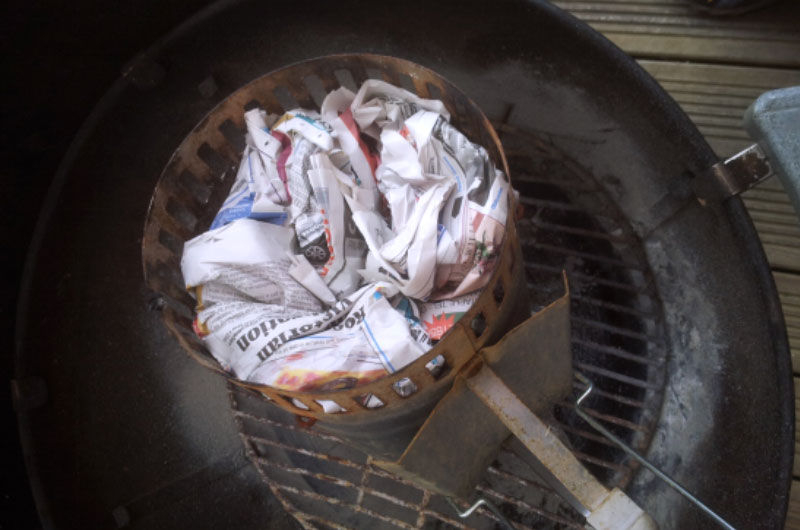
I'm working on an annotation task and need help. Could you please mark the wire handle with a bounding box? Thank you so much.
[446,497,515,530]
[574,372,736,530]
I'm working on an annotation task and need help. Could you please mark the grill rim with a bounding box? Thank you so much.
[12,0,793,528]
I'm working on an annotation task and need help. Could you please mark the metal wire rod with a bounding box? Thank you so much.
[574,372,736,530]
[446,497,515,530]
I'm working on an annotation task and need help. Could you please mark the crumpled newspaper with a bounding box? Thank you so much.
[181,79,511,407]
[419,290,482,341]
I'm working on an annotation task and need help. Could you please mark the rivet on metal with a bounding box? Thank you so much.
[111,506,130,528]
[121,53,166,90]
[198,76,219,99]
[10,376,48,411]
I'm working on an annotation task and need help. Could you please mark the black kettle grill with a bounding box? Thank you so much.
[13,1,794,529]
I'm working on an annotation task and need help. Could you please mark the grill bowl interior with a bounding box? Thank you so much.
[14,1,792,529]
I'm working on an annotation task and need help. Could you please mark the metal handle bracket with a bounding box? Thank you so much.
[707,143,774,198]
[466,366,658,530]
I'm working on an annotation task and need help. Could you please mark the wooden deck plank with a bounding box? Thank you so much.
[789,481,800,530]
[795,377,800,467]
[637,61,800,158]
[791,490,800,530]
[553,0,800,67]
[778,274,800,371]
[788,380,799,529]
[792,378,800,529]
[633,60,800,273]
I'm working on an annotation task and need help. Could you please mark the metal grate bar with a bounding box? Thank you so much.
[474,485,584,528]
[570,380,646,408]
[557,423,626,448]
[246,434,366,471]
[234,410,344,442]
[571,293,656,319]
[255,456,428,516]
[414,491,431,528]
[572,316,659,343]
[571,337,663,366]
[486,465,556,494]
[519,196,610,216]
[527,241,646,271]
[256,456,361,490]
[295,513,350,530]
[446,497,532,530]
[559,403,649,433]
[354,464,369,507]
[271,483,418,529]
[261,452,573,529]
[525,263,648,293]
[238,434,318,530]
[574,361,660,390]
[573,451,628,472]
[522,220,635,245]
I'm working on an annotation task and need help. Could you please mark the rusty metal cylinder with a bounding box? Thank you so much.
[142,54,529,460]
